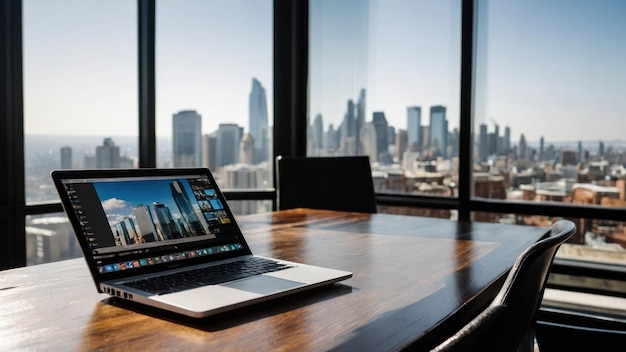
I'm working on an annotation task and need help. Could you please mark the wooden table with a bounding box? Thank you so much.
[0,209,548,351]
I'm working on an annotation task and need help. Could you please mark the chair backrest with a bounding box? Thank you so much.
[430,304,509,352]
[430,219,576,352]
[275,155,377,213]
[490,219,576,351]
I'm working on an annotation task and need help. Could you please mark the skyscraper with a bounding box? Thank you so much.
[519,134,527,159]
[504,126,511,155]
[114,220,132,246]
[355,89,366,154]
[479,123,489,162]
[429,106,448,158]
[577,141,584,162]
[248,78,269,164]
[153,202,182,240]
[312,113,324,150]
[239,133,254,165]
[450,127,460,158]
[387,126,395,148]
[60,146,72,169]
[360,121,377,163]
[216,123,243,168]
[96,138,120,168]
[407,106,421,151]
[395,129,407,162]
[492,123,500,155]
[342,99,356,138]
[327,124,338,152]
[202,133,217,171]
[372,112,389,161]
[173,110,202,167]
[599,140,605,157]
[340,99,357,154]
[170,180,208,237]
[133,204,159,242]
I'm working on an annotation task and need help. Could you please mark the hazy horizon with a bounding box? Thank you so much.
[24,133,626,151]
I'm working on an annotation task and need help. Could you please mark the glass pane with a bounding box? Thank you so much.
[473,1,626,257]
[474,210,626,262]
[228,200,273,216]
[23,0,138,204]
[309,0,461,197]
[473,1,626,202]
[473,211,626,294]
[26,213,81,265]
[156,0,273,196]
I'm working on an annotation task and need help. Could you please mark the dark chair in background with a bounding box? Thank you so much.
[430,220,576,352]
[275,155,377,213]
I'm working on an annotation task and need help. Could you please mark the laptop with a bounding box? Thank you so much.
[51,168,352,318]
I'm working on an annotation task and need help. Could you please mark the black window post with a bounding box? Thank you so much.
[458,0,475,222]
[0,0,26,269]
[273,0,309,159]
[138,0,156,168]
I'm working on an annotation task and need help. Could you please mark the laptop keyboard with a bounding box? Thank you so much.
[124,257,293,295]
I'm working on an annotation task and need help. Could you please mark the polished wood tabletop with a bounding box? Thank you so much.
[0,209,548,351]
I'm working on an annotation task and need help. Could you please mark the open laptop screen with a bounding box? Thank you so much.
[53,169,252,281]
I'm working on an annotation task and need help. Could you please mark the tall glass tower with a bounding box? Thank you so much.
[216,123,242,168]
[60,146,72,169]
[372,112,389,160]
[312,114,324,150]
[153,202,182,240]
[173,110,202,167]
[133,204,159,242]
[429,106,448,159]
[355,89,366,155]
[170,180,207,237]
[479,123,489,162]
[248,78,268,164]
[407,106,421,151]
[96,138,120,168]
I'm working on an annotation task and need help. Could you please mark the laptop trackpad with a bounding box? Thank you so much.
[222,275,305,295]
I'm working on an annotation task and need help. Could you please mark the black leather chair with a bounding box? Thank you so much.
[275,155,377,213]
[430,220,576,352]
[430,304,508,352]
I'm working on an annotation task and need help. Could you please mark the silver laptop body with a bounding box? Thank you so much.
[51,168,352,318]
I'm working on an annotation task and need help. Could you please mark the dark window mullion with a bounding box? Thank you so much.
[0,0,26,270]
[458,0,475,222]
[273,0,308,159]
[138,0,156,168]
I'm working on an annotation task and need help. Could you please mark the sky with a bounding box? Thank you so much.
[22,0,626,145]
[481,0,626,143]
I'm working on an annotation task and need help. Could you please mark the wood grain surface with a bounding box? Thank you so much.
[0,209,547,351]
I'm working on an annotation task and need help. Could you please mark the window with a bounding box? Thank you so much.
[23,0,138,198]
[308,0,461,197]
[307,0,626,293]
[22,0,137,265]
[156,0,274,215]
[473,0,626,263]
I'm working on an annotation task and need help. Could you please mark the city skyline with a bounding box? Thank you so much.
[21,0,626,143]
